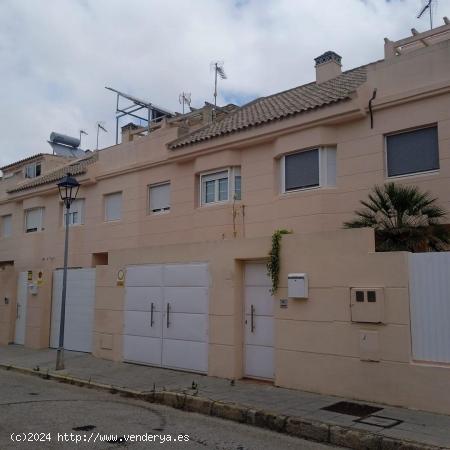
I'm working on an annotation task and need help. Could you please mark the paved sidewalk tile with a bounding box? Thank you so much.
[1,345,450,449]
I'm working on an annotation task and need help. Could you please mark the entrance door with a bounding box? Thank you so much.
[50,268,96,352]
[123,263,209,373]
[14,272,28,345]
[244,262,274,379]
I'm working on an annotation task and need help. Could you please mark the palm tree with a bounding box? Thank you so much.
[344,183,450,252]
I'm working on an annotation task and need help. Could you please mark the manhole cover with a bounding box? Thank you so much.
[73,425,96,432]
[322,401,382,417]
[355,415,403,429]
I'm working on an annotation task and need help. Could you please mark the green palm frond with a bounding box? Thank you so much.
[344,183,449,252]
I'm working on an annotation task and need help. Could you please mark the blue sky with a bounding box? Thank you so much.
[1,0,449,167]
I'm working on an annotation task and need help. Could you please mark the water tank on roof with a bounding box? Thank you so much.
[49,132,80,148]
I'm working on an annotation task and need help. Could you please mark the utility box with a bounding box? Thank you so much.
[288,273,308,298]
[350,287,385,323]
[359,330,380,361]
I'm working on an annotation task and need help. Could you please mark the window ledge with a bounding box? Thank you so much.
[281,185,336,196]
[386,170,439,181]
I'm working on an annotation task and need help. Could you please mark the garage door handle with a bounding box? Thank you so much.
[150,302,154,327]
[166,303,170,328]
[251,304,255,333]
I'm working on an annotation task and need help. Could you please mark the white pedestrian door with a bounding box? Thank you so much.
[50,268,96,353]
[14,272,28,345]
[244,263,274,379]
[124,263,209,373]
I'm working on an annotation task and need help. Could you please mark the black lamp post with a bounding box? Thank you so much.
[55,172,80,370]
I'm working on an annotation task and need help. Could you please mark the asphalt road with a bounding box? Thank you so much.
[0,370,342,450]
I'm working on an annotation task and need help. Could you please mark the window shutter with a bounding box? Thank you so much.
[26,208,43,232]
[105,192,122,221]
[2,215,12,237]
[285,149,320,191]
[387,127,439,177]
[149,183,170,212]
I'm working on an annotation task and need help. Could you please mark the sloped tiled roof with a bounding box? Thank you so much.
[0,153,48,171]
[7,152,97,193]
[169,66,367,149]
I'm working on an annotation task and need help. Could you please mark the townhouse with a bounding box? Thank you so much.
[1,23,450,414]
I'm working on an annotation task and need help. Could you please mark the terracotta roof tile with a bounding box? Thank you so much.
[169,66,367,149]
[7,153,97,194]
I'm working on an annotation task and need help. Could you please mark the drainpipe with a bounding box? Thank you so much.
[369,88,377,129]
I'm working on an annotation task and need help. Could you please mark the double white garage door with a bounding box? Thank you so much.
[123,263,209,373]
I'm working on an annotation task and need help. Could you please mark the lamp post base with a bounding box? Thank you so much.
[55,348,65,371]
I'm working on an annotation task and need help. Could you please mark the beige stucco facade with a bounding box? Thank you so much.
[1,24,450,414]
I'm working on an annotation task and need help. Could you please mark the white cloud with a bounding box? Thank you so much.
[0,0,448,166]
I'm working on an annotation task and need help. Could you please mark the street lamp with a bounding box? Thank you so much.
[55,172,80,370]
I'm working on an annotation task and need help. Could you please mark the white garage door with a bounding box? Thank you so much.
[50,268,96,353]
[244,262,274,380]
[124,263,209,373]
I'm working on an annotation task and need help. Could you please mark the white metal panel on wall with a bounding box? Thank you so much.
[14,272,28,345]
[409,252,450,363]
[123,263,209,373]
[50,268,96,353]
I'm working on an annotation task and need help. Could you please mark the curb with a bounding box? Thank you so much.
[0,364,445,450]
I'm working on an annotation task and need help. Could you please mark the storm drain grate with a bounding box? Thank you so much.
[322,401,383,417]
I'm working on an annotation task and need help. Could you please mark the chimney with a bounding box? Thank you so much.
[314,51,342,84]
[121,122,140,143]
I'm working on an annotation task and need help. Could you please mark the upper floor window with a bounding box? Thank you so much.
[63,199,85,226]
[25,207,44,233]
[1,214,12,238]
[25,163,41,178]
[104,192,122,222]
[386,126,439,178]
[149,182,170,214]
[200,167,241,206]
[281,147,336,193]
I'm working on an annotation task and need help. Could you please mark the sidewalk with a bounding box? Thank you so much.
[1,345,449,449]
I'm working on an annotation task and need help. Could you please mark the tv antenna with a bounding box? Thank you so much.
[179,92,192,114]
[96,122,107,150]
[417,0,434,29]
[211,61,227,109]
[79,129,88,146]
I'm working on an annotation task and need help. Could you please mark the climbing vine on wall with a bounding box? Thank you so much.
[267,229,291,294]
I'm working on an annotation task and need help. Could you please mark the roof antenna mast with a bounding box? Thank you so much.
[211,61,227,109]
[79,130,88,147]
[179,92,192,114]
[96,122,107,150]
[417,0,434,29]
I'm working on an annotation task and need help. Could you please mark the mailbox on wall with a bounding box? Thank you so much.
[288,273,308,298]
[350,287,385,323]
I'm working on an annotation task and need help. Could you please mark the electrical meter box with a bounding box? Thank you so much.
[29,283,38,296]
[288,273,308,298]
[350,287,385,323]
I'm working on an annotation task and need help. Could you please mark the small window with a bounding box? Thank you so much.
[1,215,12,238]
[356,291,365,302]
[200,168,241,206]
[25,208,44,233]
[25,163,42,178]
[149,182,170,214]
[63,199,84,226]
[386,126,439,177]
[282,147,336,193]
[104,192,122,222]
